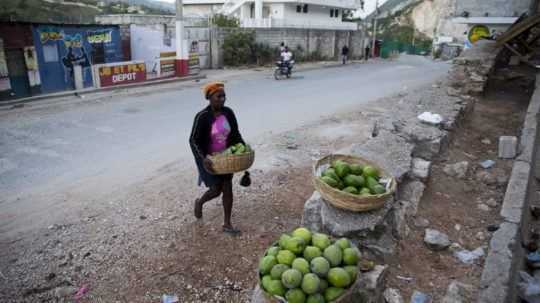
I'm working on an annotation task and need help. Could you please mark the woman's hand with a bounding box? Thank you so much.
[203,157,214,173]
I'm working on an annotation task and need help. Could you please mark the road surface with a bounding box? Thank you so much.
[0,56,449,236]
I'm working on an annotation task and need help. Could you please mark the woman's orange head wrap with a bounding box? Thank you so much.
[203,82,225,100]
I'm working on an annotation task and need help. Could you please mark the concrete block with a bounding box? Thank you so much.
[411,158,431,180]
[478,222,520,303]
[349,130,414,182]
[320,197,393,238]
[500,161,531,223]
[517,109,539,163]
[354,265,388,303]
[498,136,517,159]
[301,191,323,232]
[509,56,520,66]
[392,201,410,239]
[398,180,425,217]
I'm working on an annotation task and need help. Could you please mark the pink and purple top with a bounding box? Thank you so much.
[209,114,231,154]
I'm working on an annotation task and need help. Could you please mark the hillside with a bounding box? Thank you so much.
[0,0,174,24]
[368,0,465,46]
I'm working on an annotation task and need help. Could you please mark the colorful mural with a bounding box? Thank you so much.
[32,25,122,93]
[87,30,113,44]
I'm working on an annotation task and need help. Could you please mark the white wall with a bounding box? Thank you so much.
[269,3,285,18]
[130,24,175,73]
[184,4,222,17]
[282,3,344,24]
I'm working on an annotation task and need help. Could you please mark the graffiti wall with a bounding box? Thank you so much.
[32,24,122,93]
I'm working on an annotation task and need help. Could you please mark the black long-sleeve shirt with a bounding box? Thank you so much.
[189,106,245,163]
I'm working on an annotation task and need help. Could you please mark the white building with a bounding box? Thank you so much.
[184,0,362,30]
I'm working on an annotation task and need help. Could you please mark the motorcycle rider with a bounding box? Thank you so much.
[280,46,293,74]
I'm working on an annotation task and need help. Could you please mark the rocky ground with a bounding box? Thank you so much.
[0,59,534,302]
[384,66,534,302]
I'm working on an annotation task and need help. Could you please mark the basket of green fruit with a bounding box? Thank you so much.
[313,154,396,212]
[209,143,254,175]
[258,227,367,303]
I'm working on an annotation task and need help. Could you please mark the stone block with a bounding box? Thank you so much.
[442,281,473,303]
[302,191,323,232]
[391,201,410,239]
[478,222,520,303]
[398,180,425,216]
[349,130,414,182]
[500,161,530,223]
[424,228,451,251]
[383,288,405,303]
[509,56,520,66]
[411,158,431,180]
[354,265,388,303]
[399,123,448,160]
[320,197,393,239]
[498,136,518,159]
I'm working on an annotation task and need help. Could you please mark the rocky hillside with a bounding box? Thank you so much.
[0,0,173,24]
[370,0,466,44]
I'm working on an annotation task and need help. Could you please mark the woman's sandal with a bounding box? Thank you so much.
[222,226,241,235]
[194,199,202,219]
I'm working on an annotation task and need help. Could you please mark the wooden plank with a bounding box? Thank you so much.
[496,14,540,47]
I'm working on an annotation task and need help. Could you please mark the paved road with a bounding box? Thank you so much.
[0,56,449,233]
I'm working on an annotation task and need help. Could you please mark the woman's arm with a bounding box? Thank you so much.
[189,111,206,161]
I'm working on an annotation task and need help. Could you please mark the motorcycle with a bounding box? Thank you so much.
[274,60,294,80]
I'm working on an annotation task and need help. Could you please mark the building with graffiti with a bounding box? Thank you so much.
[0,22,124,100]
[32,24,123,94]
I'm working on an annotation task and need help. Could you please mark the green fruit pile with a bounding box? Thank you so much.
[220,143,252,155]
[320,160,387,196]
[259,228,360,303]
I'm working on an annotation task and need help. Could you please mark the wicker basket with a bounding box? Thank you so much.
[313,154,397,212]
[208,150,255,175]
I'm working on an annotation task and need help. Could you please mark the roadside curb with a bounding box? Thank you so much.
[477,73,540,303]
[0,74,206,110]
[0,61,362,111]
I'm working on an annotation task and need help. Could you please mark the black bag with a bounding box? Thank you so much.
[240,171,251,187]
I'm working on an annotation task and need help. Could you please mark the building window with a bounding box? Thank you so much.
[303,4,308,13]
[335,9,339,18]
[330,9,333,17]
[296,5,301,13]
[43,44,58,62]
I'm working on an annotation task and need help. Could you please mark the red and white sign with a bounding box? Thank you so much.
[98,62,146,87]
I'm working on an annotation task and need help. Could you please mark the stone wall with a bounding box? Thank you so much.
[210,27,365,69]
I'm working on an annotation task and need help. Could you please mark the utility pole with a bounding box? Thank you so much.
[176,0,188,76]
[371,0,378,58]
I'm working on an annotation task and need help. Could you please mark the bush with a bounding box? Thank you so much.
[212,14,239,28]
[222,31,277,66]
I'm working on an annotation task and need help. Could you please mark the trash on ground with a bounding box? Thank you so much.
[418,112,443,125]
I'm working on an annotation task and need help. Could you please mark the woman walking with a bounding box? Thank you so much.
[190,82,245,235]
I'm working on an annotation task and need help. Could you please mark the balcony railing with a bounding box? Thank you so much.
[240,18,359,30]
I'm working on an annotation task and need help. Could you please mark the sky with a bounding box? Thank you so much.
[158,0,388,18]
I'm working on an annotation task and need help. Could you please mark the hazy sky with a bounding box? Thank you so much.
[159,0,389,17]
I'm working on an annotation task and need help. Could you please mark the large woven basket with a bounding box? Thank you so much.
[313,154,397,212]
[208,150,255,175]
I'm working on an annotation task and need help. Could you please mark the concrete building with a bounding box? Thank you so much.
[450,0,535,44]
[0,22,124,100]
[184,0,362,30]
[95,15,210,73]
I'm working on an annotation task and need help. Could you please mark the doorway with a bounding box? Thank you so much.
[6,48,30,98]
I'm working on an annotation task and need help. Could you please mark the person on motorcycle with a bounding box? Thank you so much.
[280,46,293,73]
